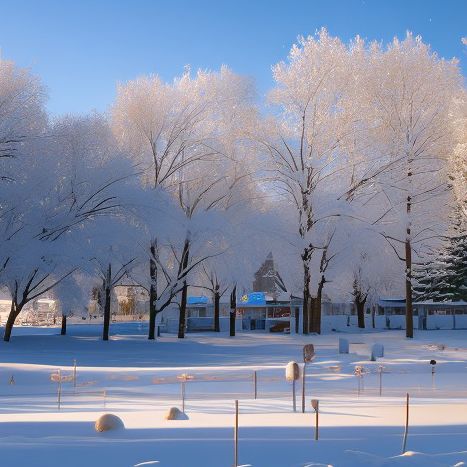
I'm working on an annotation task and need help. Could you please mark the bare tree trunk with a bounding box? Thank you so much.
[229,285,236,337]
[102,264,111,341]
[61,314,67,335]
[178,280,188,338]
[310,276,325,334]
[405,191,414,338]
[405,236,414,338]
[177,238,190,339]
[3,300,21,342]
[302,259,311,334]
[214,285,220,332]
[356,300,366,328]
[148,239,158,340]
[371,306,376,329]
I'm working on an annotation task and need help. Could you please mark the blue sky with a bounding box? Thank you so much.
[0,0,465,116]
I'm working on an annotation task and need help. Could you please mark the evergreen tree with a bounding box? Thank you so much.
[414,206,467,302]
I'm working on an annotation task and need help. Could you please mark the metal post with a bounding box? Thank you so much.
[234,399,239,467]
[402,393,409,453]
[301,363,306,413]
[181,380,186,413]
[57,369,62,411]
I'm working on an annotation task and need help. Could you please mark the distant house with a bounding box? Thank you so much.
[377,297,467,330]
[236,292,293,333]
[0,298,57,326]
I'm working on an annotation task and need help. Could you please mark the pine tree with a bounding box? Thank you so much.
[414,206,467,302]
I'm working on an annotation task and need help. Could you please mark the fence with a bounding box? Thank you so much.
[1,363,466,414]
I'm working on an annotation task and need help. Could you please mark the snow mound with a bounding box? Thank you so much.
[134,462,160,466]
[344,450,466,466]
[165,407,189,420]
[95,413,125,432]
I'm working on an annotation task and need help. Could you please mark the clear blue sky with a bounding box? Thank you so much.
[1,0,465,116]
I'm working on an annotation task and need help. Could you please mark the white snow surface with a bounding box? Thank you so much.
[1,324,467,466]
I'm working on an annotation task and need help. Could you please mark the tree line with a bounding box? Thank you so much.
[0,30,465,342]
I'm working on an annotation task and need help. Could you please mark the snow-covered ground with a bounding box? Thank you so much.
[1,324,466,466]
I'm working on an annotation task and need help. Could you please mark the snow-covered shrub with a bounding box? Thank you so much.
[95,413,125,432]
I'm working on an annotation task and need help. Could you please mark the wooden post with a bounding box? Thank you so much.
[301,363,306,413]
[311,399,319,441]
[292,379,296,412]
[315,410,319,440]
[379,366,383,397]
[301,344,314,413]
[253,371,257,400]
[234,399,239,467]
[73,359,77,389]
[402,393,409,453]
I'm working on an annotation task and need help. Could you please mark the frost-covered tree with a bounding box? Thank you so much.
[0,60,46,180]
[112,67,258,339]
[448,94,467,219]
[352,33,463,338]
[54,272,93,335]
[261,29,364,334]
[0,114,136,341]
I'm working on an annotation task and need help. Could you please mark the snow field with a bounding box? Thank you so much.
[0,326,467,466]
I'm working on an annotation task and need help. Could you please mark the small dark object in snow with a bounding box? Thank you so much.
[430,359,437,365]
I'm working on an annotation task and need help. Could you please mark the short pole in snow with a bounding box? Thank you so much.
[301,363,306,413]
[430,360,436,389]
[354,366,364,397]
[181,380,186,413]
[253,371,257,400]
[378,365,383,396]
[286,362,300,412]
[311,399,319,440]
[293,380,296,412]
[234,399,239,467]
[73,359,77,389]
[402,393,409,454]
[57,369,62,410]
[103,390,107,409]
[177,373,193,413]
[302,344,315,414]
